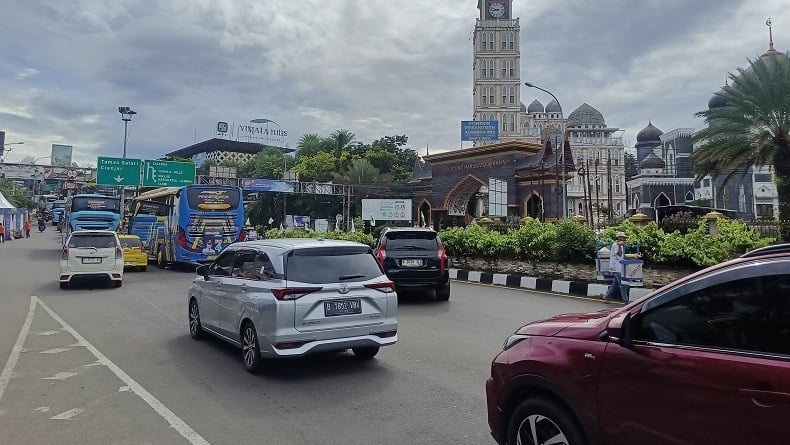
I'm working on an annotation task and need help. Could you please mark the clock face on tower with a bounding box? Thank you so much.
[489,1,505,18]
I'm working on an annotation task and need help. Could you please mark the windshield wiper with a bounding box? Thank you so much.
[339,274,365,281]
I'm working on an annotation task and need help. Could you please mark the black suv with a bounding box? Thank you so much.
[373,227,450,300]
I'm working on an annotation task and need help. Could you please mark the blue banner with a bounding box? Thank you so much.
[240,178,295,193]
[461,120,499,141]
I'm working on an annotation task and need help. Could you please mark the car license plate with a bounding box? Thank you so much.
[82,257,102,264]
[206,255,216,261]
[401,258,423,267]
[324,299,362,317]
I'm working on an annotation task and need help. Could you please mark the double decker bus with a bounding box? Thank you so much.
[131,184,244,267]
[63,194,122,238]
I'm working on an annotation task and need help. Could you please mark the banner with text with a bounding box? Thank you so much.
[461,120,498,142]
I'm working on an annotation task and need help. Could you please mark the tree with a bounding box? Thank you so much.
[624,152,639,181]
[334,158,390,185]
[292,152,337,182]
[296,133,323,158]
[692,51,790,239]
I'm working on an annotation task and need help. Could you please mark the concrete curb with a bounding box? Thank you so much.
[449,268,653,302]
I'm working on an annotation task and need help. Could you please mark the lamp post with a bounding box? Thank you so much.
[118,107,137,223]
[1,141,25,163]
[525,82,566,219]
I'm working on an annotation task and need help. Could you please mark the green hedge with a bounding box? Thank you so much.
[264,228,376,247]
[439,218,774,268]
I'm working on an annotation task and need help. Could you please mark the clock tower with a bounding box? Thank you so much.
[473,0,520,144]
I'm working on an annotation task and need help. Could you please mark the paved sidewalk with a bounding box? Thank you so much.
[449,268,653,302]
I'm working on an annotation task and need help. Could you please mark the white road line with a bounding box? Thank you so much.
[43,371,78,380]
[50,408,84,420]
[34,296,211,445]
[40,348,71,354]
[0,297,36,403]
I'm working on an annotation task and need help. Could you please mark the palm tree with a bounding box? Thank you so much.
[334,158,389,185]
[296,133,323,158]
[692,50,790,239]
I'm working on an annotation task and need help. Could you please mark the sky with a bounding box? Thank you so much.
[1,0,788,167]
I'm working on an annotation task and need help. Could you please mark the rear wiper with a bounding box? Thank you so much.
[339,274,365,281]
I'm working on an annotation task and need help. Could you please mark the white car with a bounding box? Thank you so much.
[60,230,124,289]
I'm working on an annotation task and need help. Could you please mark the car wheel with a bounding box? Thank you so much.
[352,346,380,359]
[508,398,586,445]
[114,280,122,288]
[435,282,451,301]
[241,322,263,373]
[188,299,204,339]
[59,282,68,290]
[156,248,167,269]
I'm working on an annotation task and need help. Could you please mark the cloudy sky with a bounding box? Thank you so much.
[1,0,787,167]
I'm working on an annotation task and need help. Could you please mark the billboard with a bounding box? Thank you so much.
[0,131,5,157]
[0,163,46,180]
[51,144,73,167]
[361,199,412,221]
[461,120,498,142]
[240,178,295,193]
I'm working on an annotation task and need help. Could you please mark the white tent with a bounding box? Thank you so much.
[0,191,27,240]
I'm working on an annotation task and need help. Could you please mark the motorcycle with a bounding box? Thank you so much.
[38,220,46,232]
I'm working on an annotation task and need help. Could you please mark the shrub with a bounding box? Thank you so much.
[553,220,596,263]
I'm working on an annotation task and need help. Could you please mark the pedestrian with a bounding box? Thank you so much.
[0,223,4,243]
[24,220,31,238]
[605,231,629,303]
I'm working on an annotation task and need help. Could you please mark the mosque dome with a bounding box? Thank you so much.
[640,151,666,169]
[636,122,663,143]
[568,103,605,127]
[527,99,544,113]
[545,99,562,113]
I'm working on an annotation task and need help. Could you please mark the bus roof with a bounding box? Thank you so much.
[135,185,241,201]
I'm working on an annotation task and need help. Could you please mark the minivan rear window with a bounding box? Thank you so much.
[385,231,438,250]
[120,237,142,248]
[68,234,118,248]
[286,247,382,284]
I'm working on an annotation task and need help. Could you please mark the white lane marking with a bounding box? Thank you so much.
[0,297,36,403]
[119,386,131,392]
[37,330,60,336]
[50,408,84,420]
[35,406,51,413]
[40,348,71,354]
[68,342,85,347]
[34,296,211,445]
[43,371,78,380]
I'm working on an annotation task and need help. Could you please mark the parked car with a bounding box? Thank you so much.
[373,227,450,300]
[59,230,124,289]
[188,238,398,373]
[118,234,148,271]
[486,247,790,445]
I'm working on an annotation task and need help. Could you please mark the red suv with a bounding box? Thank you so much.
[486,247,790,445]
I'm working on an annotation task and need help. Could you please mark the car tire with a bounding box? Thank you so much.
[156,248,167,269]
[241,321,263,374]
[352,346,380,359]
[508,398,586,445]
[188,298,204,340]
[435,282,451,301]
[59,282,68,290]
[114,280,122,288]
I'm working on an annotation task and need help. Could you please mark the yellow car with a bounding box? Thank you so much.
[118,234,148,271]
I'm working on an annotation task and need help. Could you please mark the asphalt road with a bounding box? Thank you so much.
[0,231,609,445]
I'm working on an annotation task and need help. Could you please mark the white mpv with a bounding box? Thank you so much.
[60,230,124,289]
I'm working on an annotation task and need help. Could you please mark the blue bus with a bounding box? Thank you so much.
[131,185,245,267]
[52,199,67,227]
[63,194,122,237]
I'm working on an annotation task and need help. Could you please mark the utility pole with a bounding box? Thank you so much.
[594,158,601,226]
[607,148,613,223]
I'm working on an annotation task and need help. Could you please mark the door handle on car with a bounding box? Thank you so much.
[738,389,790,408]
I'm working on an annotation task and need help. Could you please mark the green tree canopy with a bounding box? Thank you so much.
[692,50,790,238]
[292,151,338,182]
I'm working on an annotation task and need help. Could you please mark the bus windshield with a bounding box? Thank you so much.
[186,188,240,211]
[52,202,66,210]
[71,196,121,213]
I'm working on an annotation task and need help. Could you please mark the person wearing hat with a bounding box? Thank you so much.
[605,231,630,303]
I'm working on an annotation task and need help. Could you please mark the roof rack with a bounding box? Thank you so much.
[739,243,790,258]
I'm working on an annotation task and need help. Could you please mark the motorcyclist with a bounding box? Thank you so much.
[37,217,47,232]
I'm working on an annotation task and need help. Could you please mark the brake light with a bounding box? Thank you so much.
[116,245,123,259]
[270,287,322,301]
[139,244,146,253]
[376,245,386,266]
[238,229,246,242]
[177,227,187,248]
[61,246,69,260]
[437,242,447,276]
[364,281,395,293]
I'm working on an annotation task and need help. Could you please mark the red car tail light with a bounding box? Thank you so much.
[140,244,146,253]
[437,241,447,275]
[270,287,322,301]
[364,281,395,293]
[61,246,69,260]
[376,245,387,267]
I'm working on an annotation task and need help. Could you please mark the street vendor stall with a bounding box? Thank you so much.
[0,191,29,240]
[596,240,644,288]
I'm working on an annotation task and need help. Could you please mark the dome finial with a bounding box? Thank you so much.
[724,77,729,87]
[767,18,776,52]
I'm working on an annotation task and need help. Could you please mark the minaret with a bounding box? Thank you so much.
[472,0,521,145]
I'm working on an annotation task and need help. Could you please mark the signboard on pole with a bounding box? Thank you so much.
[97,157,142,186]
[143,160,196,187]
[361,199,412,221]
[51,144,74,167]
[461,120,498,142]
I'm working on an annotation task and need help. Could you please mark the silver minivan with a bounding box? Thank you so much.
[188,238,398,373]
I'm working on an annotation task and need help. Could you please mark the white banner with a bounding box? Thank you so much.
[361,199,412,221]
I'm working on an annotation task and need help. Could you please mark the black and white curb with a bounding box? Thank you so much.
[449,268,652,302]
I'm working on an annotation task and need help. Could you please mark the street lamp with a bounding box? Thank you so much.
[118,107,137,159]
[1,141,25,163]
[525,82,567,219]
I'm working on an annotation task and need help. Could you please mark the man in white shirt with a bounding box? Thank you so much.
[605,232,629,303]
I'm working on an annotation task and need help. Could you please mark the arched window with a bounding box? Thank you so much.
[488,60,494,77]
[595,176,601,192]
[481,33,488,51]
[488,32,495,50]
[488,87,494,105]
[578,202,584,215]
[685,191,694,202]
[502,87,507,104]
[615,175,621,193]
[509,86,515,104]
[508,32,515,50]
[501,33,507,50]
[481,87,487,104]
[632,194,640,209]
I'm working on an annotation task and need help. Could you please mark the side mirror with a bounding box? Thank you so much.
[196,265,209,280]
[604,311,634,347]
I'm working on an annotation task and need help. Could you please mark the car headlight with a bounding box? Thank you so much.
[503,334,529,350]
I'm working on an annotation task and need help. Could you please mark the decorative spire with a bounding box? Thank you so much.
[765,18,777,54]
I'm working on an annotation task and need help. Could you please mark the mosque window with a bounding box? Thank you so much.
[481,33,487,50]
[488,32,495,50]
[508,32,515,49]
[509,86,515,104]
[615,176,621,193]
[488,88,494,104]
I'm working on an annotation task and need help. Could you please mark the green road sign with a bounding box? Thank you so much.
[97,156,142,186]
[143,160,196,187]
